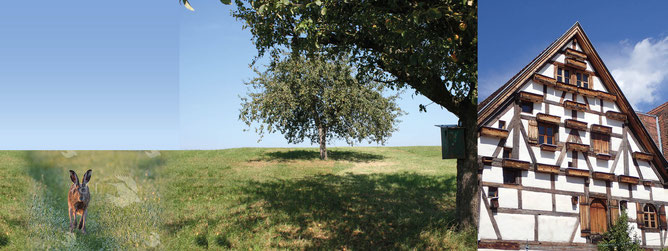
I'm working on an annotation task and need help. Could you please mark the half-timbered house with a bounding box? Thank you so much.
[477,23,668,250]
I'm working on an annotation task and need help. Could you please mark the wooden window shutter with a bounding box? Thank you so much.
[610,200,619,225]
[528,120,538,143]
[579,195,590,236]
[660,205,667,230]
[637,202,645,229]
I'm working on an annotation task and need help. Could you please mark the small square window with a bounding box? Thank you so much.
[503,169,520,185]
[488,187,498,198]
[503,147,512,159]
[538,123,557,145]
[498,120,506,129]
[520,101,533,113]
[572,110,577,118]
[620,201,628,211]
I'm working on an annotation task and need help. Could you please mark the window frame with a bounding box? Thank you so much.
[520,101,533,113]
[644,204,659,229]
[537,122,558,145]
[502,168,521,185]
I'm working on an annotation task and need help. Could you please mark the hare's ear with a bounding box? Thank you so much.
[82,169,92,185]
[69,170,79,185]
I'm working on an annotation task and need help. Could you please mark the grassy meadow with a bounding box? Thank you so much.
[0,147,475,250]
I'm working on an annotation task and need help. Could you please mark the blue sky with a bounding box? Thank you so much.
[0,0,179,150]
[480,1,668,112]
[0,0,456,150]
[178,1,456,149]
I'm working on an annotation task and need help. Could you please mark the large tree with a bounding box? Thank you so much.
[182,0,478,228]
[239,55,403,160]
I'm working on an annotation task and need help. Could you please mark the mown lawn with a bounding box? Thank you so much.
[160,146,474,250]
[0,147,475,250]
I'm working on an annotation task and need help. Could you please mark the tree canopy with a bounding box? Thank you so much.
[239,55,403,160]
[182,0,479,228]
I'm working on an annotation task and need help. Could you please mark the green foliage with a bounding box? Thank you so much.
[239,55,404,151]
[597,211,641,251]
[230,0,477,114]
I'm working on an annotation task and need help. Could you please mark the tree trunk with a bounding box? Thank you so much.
[318,123,328,160]
[455,104,479,230]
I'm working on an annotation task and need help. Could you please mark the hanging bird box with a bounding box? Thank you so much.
[437,124,466,159]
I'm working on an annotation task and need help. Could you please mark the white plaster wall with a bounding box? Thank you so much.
[495,213,535,241]
[536,146,557,164]
[573,224,587,243]
[639,160,659,181]
[545,87,562,102]
[478,193,498,240]
[646,232,661,246]
[553,53,566,64]
[499,187,519,208]
[551,104,564,118]
[611,137,622,152]
[518,132,531,161]
[628,202,637,220]
[575,95,586,104]
[588,98,601,112]
[611,181,629,198]
[593,156,609,173]
[592,76,605,92]
[589,179,607,194]
[652,186,668,202]
[633,184,651,200]
[523,171,552,189]
[482,165,504,183]
[602,100,621,113]
[627,133,640,152]
[555,194,578,213]
[523,190,553,211]
[494,107,515,127]
[583,112,599,125]
[627,151,640,178]
[613,158,626,176]
[585,60,594,72]
[479,136,500,157]
[538,216,578,242]
[538,64,554,77]
[505,130,514,148]
[604,117,624,135]
[555,175,585,193]
[520,81,544,96]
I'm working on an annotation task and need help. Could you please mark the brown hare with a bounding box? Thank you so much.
[68,169,92,233]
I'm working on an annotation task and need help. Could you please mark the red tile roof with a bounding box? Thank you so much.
[644,101,668,161]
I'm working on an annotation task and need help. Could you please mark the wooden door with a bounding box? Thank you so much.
[590,199,607,234]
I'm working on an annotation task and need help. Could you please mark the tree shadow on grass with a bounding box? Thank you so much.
[259,149,385,163]
[228,172,457,249]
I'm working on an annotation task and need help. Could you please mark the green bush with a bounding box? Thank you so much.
[597,210,641,251]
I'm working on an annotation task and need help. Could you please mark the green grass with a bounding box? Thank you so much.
[0,147,475,250]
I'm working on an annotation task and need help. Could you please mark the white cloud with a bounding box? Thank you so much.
[608,36,668,109]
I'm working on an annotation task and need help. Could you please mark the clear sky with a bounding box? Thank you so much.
[0,0,456,150]
[0,0,180,150]
[479,1,668,113]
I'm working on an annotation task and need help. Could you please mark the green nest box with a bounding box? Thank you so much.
[436,125,466,159]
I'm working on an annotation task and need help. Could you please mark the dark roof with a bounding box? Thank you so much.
[646,101,668,161]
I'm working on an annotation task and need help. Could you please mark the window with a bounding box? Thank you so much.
[520,101,533,113]
[557,67,571,84]
[576,72,589,88]
[590,199,608,234]
[498,120,506,129]
[503,169,520,185]
[503,147,512,159]
[488,187,498,198]
[591,133,610,155]
[620,201,628,211]
[538,123,557,145]
[570,151,578,168]
[644,205,658,229]
[572,110,577,119]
